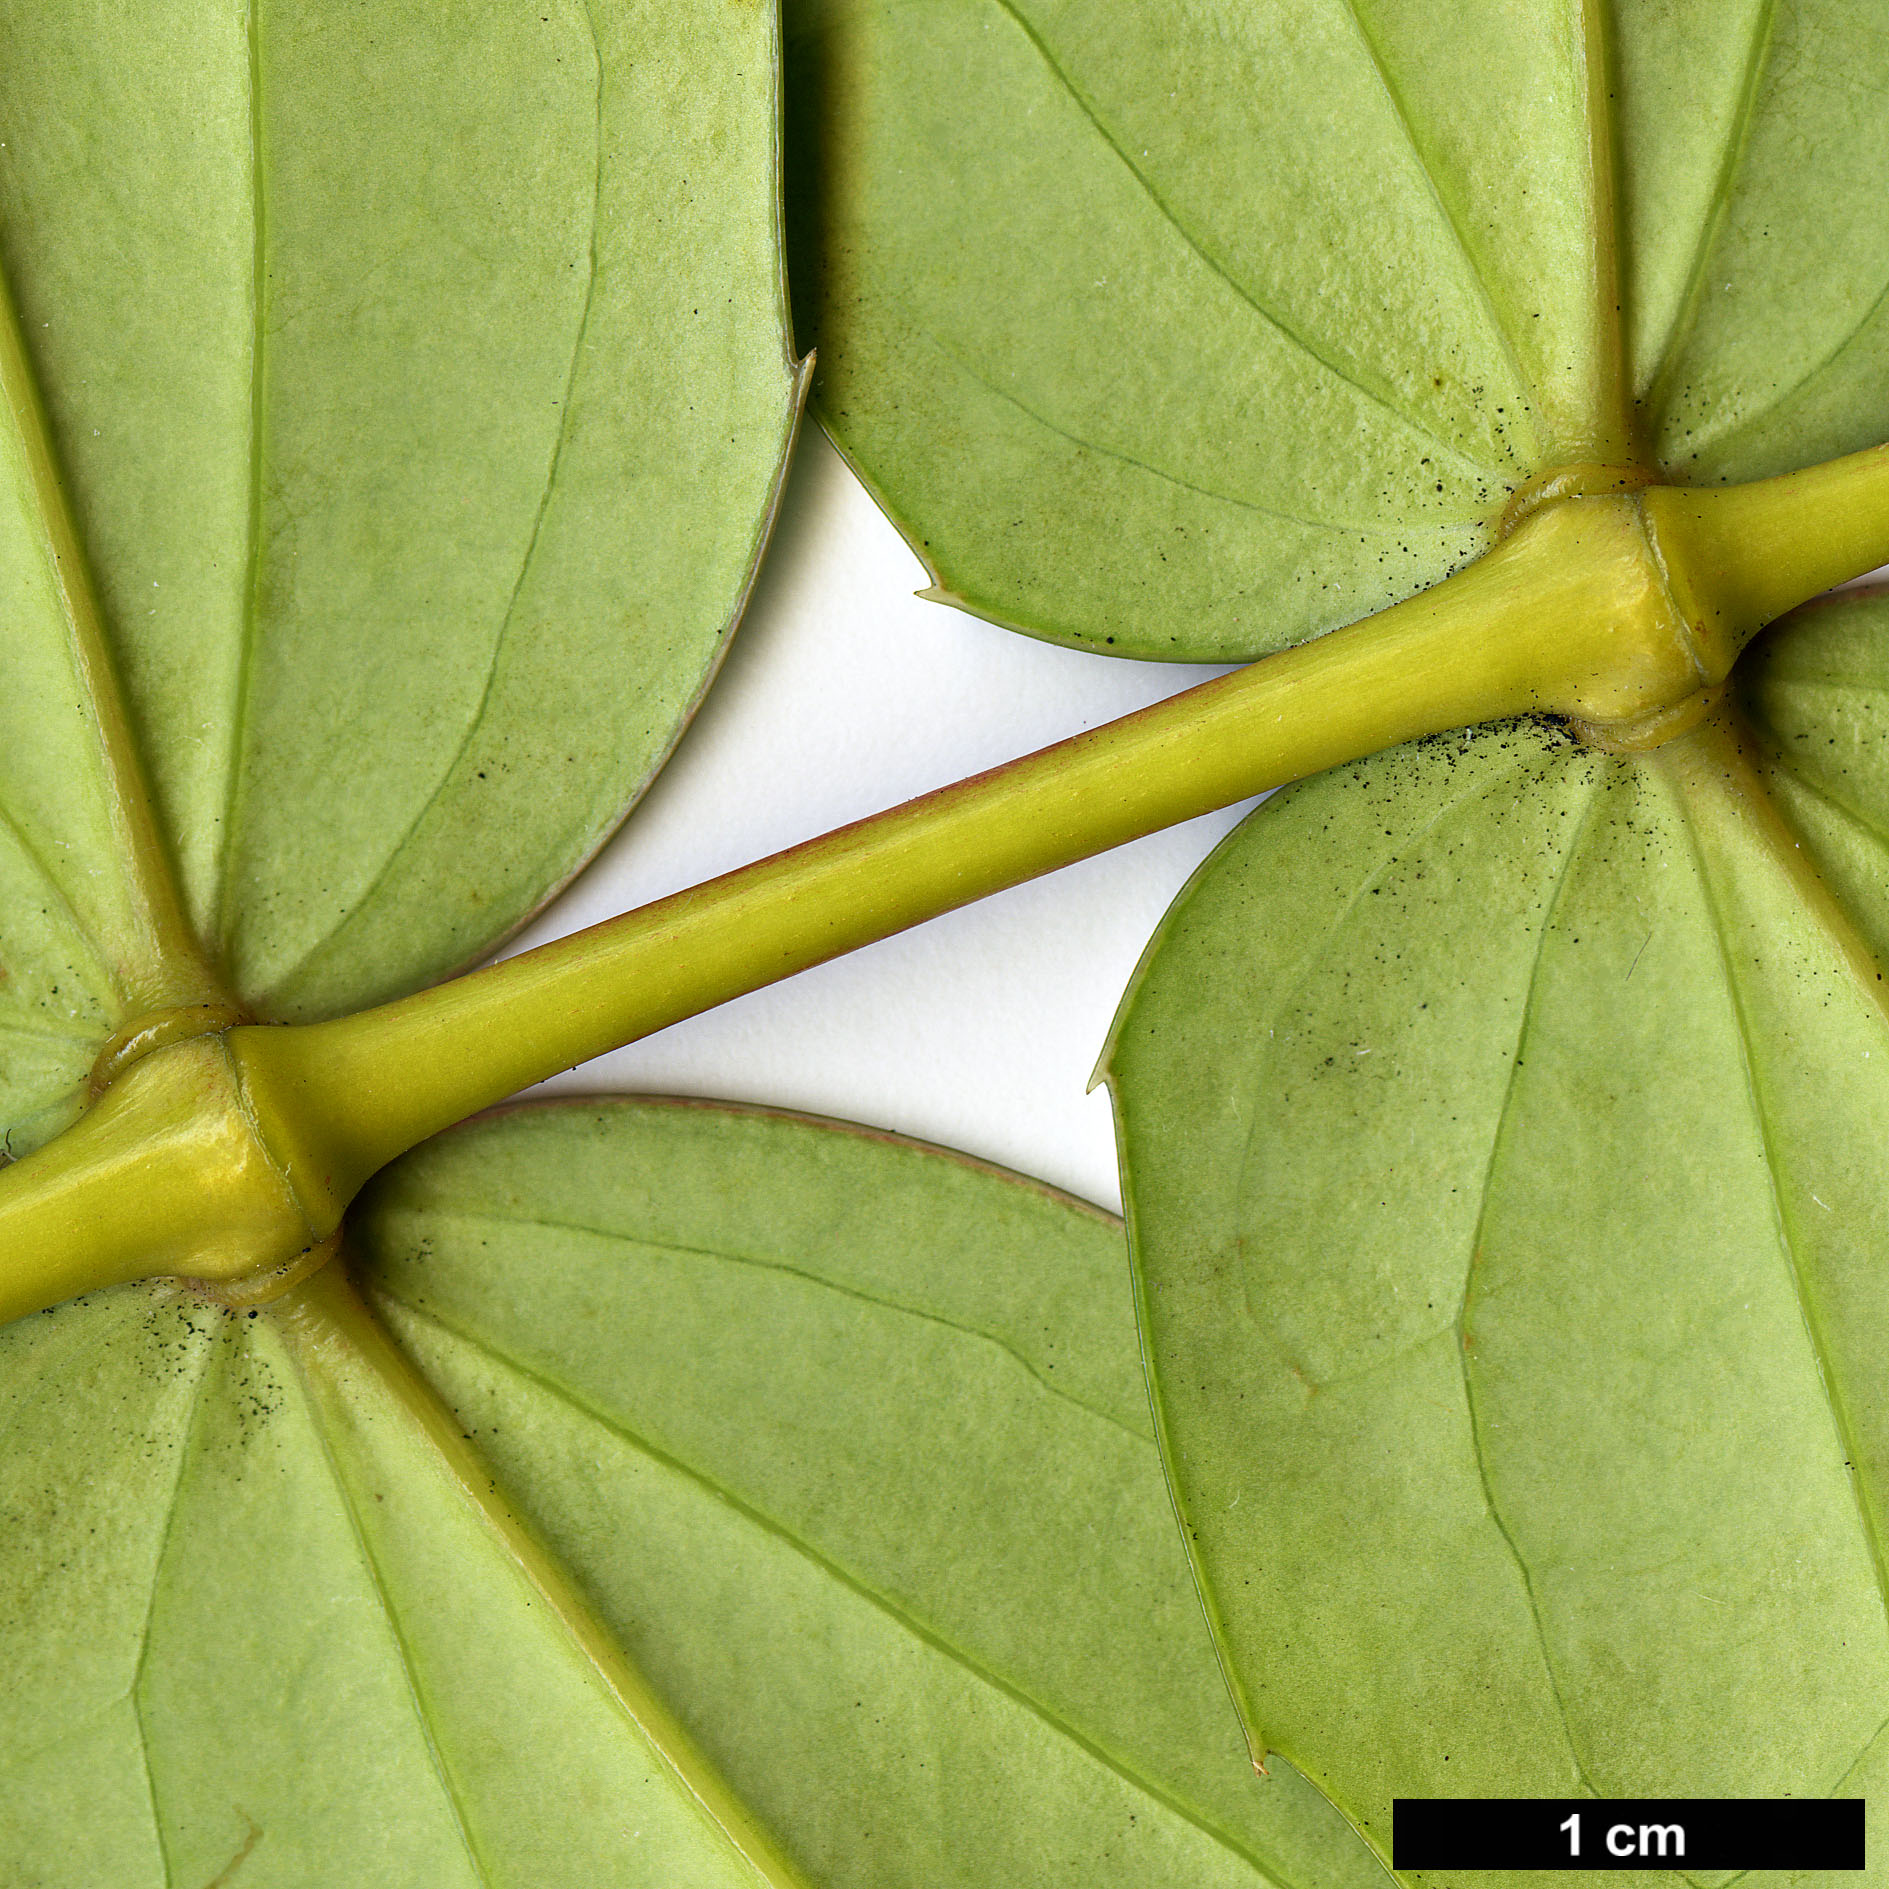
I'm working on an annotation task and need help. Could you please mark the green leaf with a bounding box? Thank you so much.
[0,0,802,1128]
[1,5,828,1878]
[785,0,1889,658]
[1,1098,1388,1887]
[0,1274,791,1886]
[11,1,1889,1879]
[1631,4,1889,480]
[786,2,1889,1857]
[1106,601,1889,1864]
[1738,588,1889,951]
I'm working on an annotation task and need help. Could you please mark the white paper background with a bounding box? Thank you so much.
[504,427,1262,1213]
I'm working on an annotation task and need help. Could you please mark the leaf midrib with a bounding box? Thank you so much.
[0,239,214,1012]
[1666,759,1889,1730]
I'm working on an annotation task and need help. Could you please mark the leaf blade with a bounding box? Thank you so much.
[787,0,1554,660]
[1108,713,1889,1867]
[276,1265,804,1889]
[0,0,803,1039]
[1638,0,1889,477]
[353,1097,1391,1889]
[0,1100,1396,1885]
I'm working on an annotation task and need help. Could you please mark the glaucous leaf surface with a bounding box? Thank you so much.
[785,0,1889,658]
[789,0,1889,1866]
[1740,588,1889,942]
[1107,599,1889,1875]
[0,0,801,1136]
[357,1100,1391,1889]
[0,427,137,1155]
[1632,4,1889,480]
[0,1274,779,1888]
[0,1098,1392,1888]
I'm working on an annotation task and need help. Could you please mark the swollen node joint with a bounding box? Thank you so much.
[1570,683,1726,753]
[174,1227,345,1310]
[1499,463,1654,540]
[88,1002,250,1100]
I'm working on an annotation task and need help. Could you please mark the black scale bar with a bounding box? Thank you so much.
[1392,1798,1864,1871]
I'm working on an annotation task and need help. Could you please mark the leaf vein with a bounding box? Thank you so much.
[1668,776,1889,1665]
[1758,737,1889,856]
[127,1322,221,1889]
[0,799,120,1020]
[981,0,1497,475]
[1230,742,1570,1257]
[385,1292,1315,1889]
[926,325,1441,539]
[1831,1703,1889,1796]
[1644,0,1778,429]
[1758,268,1889,434]
[214,0,271,947]
[1456,772,1605,1793]
[1330,0,1543,441]
[282,1338,498,1889]
[245,0,606,992]
[401,1205,1151,1445]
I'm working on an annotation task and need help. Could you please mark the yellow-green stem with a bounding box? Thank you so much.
[232,452,1889,1229]
[0,1034,312,1323]
[3,443,1889,1317]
